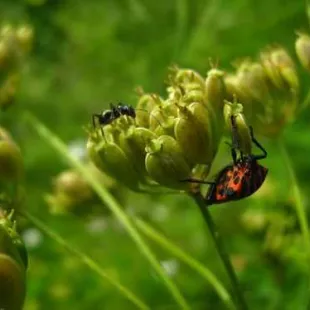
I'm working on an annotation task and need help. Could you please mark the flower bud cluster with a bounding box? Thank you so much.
[45,162,124,217]
[88,67,225,191]
[0,209,27,309]
[224,46,299,137]
[0,24,33,110]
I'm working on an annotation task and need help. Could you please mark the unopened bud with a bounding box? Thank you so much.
[174,102,215,165]
[15,25,34,54]
[53,170,93,203]
[173,67,205,89]
[205,68,226,111]
[119,127,157,178]
[0,132,23,181]
[87,137,141,190]
[295,32,310,72]
[145,135,191,189]
[224,100,252,154]
[135,92,163,128]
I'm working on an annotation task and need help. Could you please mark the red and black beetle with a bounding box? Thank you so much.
[183,115,268,206]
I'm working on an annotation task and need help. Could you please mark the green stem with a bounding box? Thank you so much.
[191,193,248,310]
[307,0,310,27]
[23,111,190,310]
[134,217,236,310]
[278,140,310,259]
[21,210,149,310]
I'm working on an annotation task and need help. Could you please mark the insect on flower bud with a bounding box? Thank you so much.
[145,135,192,190]
[224,100,252,155]
[295,32,310,72]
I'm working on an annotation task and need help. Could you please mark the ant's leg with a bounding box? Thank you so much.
[249,126,267,159]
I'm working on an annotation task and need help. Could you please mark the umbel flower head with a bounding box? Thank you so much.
[87,67,225,191]
[224,45,299,137]
[87,39,303,193]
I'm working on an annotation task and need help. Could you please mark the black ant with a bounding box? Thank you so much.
[92,103,136,128]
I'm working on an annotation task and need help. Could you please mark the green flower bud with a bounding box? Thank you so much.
[174,102,215,165]
[145,135,191,190]
[0,74,19,110]
[205,68,226,111]
[149,102,178,133]
[295,32,310,72]
[166,85,183,102]
[224,73,249,104]
[172,67,205,89]
[236,61,271,104]
[135,90,163,128]
[153,116,176,137]
[182,86,206,106]
[223,100,252,154]
[53,170,93,203]
[118,127,157,178]
[270,47,299,90]
[260,46,299,91]
[0,131,23,182]
[15,25,34,54]
[0,26,20,73]
[87,136,142,190]
[0,251,26,310]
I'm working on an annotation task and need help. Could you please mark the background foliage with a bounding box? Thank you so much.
[1,0,310,309]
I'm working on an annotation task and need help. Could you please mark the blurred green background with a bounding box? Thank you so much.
[1,0,310,309]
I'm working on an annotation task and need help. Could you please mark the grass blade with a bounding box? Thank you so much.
[22,210,149,310]
[23,111,191,310]
[134,217,236,310]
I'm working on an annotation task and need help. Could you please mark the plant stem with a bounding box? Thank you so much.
[306,0,310,27]
[134,217,236,310]
[278,140,310,262]
[191,193,248,310]
[21,210,149,310]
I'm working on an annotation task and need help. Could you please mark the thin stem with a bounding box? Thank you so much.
[307,0,310,27]
[134,217,236,310]
[191,193,248,310]
[21,210,149,310]
[23,111,190,310]
[278,140,310,259]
